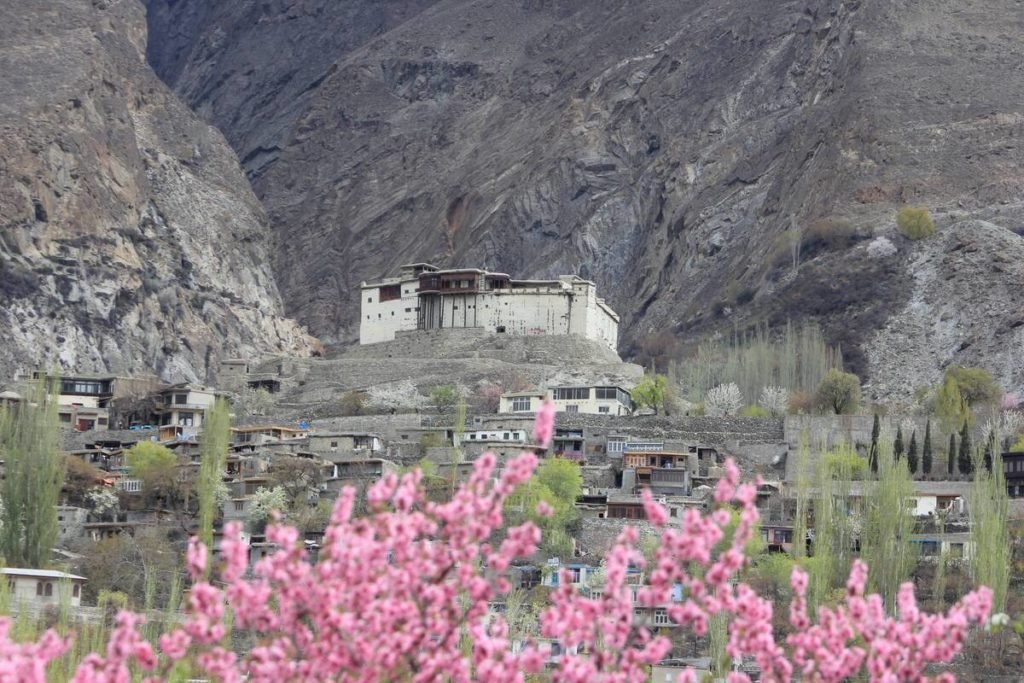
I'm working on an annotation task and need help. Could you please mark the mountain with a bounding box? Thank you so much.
[142,0,1024,397]
[0,0,317,382]
[7,0,1023,396]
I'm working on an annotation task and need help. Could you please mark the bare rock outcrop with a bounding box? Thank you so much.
[866,220,1024,401]
[0,0,317,381]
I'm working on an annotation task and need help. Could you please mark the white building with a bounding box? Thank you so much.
[154,384,222,434]
[498,386,633,416]
[456,429,529,446]
[359,264,619,349]
[2,568,86,608]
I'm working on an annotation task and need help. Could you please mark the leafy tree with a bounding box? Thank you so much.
[0,378,64,568]
[815,369,861,414]
[895,206,935,240]
[922,419,933,476]
[958,422,973,476]
[127,441,180,503]
[893,426,905,461]
[934,375,971,436]
[198,398,230,559]
[507,457,582,557]
[869,414,880,474]
[947,433,956,476]
[631,374,668,414]
[907,431,919,475]
[944,367,1001,407]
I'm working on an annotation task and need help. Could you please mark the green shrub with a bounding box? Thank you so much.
[895,207,935,240]
[739,405,769,417]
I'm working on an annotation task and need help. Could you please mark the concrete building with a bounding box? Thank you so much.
[497,391,546,414]
[550,386,632,416]
[2,568,86,608]
[231,425,310,446]
[153,384,222,436]
[360,264,619,350]
[498,386,633,416]
[52,375,115,431]
[1002,451,1024,498]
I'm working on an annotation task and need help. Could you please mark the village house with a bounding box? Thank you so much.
[359,263,619,349]
[0,389,22,409]
[622,450,692,497]
[52,374,114,431]
[1002,450,1024,498]
[497,391,547,414]
[231,425,310,446]
[3,568,86,608]
[498,386,634,416]
[153,384,222,437]
[307,432,384,461]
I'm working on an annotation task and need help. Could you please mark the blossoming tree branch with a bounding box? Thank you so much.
[1,402,993,682]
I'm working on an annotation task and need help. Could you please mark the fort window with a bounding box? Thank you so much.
[379,285,401,302]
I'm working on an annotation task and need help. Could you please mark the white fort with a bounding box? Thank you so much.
[359,264,619,350]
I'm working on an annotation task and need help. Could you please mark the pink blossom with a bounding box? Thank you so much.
[533,398,555,448]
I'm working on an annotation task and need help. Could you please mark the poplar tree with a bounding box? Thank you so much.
[869,414,880,474]
[958,422,973,476]
[970,428,1011,610]
[0,378,65,568]
[947,433,956,476]
[907,431,919,475]
[860,439,917,612]
[894,426,904,461]
[198,398,230,566]
[922,419,933,476]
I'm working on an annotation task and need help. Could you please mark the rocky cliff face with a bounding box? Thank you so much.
[0,0,316,382]
[144,0,1024,393]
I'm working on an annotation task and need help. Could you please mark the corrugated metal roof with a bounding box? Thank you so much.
[2,568,86,581]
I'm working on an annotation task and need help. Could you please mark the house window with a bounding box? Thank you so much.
[512,397,532,412]
[175,393,188,404]
[73,584,80,598]
[330,441,338,448]
[37,581,44,596]
[234,501,245,512]
[503,433,510,441]
[607,437,627,453]
[654,608,671,625]
[565,405,579,413]
[595,387,617,400]
[44,583,53,597]
[178,412,195,426]
[554,388,589,400]
[59,413,71,423]
[598,406,610,414]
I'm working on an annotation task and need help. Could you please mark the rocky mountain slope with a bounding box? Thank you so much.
[0,0,316,382]
[143,0,1024,394]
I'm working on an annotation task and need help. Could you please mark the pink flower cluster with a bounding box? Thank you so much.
[0,405,992,682]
